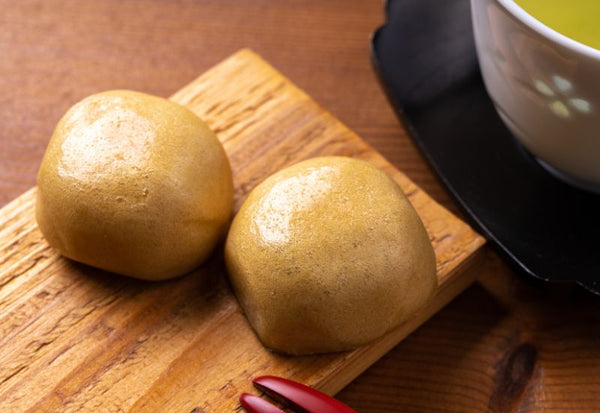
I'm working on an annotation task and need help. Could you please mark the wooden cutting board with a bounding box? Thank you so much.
[0,49,486,412]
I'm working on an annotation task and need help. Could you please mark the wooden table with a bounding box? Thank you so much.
[1,1,598,411]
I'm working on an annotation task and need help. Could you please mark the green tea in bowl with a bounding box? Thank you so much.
[514,0,600,50]
[471,0,600,190]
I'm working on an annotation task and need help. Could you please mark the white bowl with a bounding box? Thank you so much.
[471,0,600,191]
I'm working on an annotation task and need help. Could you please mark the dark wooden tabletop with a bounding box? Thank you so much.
[1,1,599,411]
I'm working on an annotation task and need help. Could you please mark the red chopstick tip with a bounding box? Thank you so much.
[240,392,285,413]
[252,375,358,413]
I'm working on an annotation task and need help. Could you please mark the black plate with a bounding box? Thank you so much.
[371,0,600,294]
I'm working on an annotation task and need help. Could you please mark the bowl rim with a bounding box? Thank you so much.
[497,0,600,60]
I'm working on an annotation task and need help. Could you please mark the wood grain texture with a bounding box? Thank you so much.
[337,253,600,412]
[0,49,485,412]
[3,2,600,412]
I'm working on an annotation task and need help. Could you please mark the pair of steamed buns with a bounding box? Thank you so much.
[36,90,437,355]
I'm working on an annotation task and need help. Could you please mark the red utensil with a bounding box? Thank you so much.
[240,375,357,413]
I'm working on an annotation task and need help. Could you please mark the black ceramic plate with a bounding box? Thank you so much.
[371,0,600,294]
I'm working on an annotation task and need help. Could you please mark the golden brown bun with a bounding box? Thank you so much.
[225,156,437,355]
[36,90,233,280]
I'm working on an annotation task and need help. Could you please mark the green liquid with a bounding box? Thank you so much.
[514,0,600,50]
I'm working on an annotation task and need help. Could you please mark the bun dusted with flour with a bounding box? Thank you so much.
[36,90,233,280]
[225,156,437,355]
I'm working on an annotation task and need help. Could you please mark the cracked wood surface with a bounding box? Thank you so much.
[0,50,485,412]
